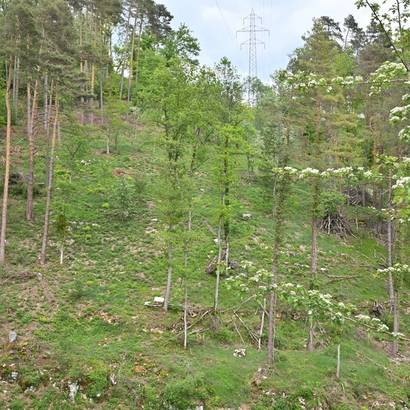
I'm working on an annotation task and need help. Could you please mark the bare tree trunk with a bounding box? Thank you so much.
[214,217,223,311]
[91,64,95,97]
[258,299,266,350]
[307,316,314,352]
[336,344,341,379]
[127,15,138,104]
[163,227,173,312]
[183,285,188,349]
[60,244,64,265]
[268,174,288,366]
[12,56,19,120]
[120,7,132,100]
[387,173,395,308]
[0,62,13,265]
[267,289,276,366]
[39,92,59,265]
[26,79,39,221]
[310,180,320,278]
[44,74,48,130]
[391,291,400,356]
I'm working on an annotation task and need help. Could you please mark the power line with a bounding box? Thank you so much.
[214,0,235,38]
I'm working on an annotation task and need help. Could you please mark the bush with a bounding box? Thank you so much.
[109,176,146,221]
[161,375,212,409]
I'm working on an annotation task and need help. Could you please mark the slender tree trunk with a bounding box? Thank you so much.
[127,15,138,104]
[60,244,64,265]
[39,92,59,265]
[391,291,400,356]
[268,175,288,366]
[120,7,132,100]
[310,180,320,278]
[12,56,19,120]
[267,288,276,366]
[336,344,341,379]
[44,74,48,130]
[0,62,13,265]
[258,299,266,350]
[387,172,395,308]
[183,285,188,349]
[214,217,223,311]
[163,226,173,312]
[307,316,314,352]
[133,18,144,97]
[26,80,39,221]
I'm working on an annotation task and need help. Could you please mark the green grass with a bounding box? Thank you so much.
[0,105,409,409]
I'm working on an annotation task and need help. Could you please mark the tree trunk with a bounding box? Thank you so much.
[387,173,395,309]
[214,216,223,311]
[120,7,132,100]
[258,299,266,351]
[307,316,314,352]
[39,92,59,265]
[163,229,173,312]
[60,243,64,265]
[183,285,188,349]
[12,56,19,121]
[91,64,95,97]
[391,291,400,356]
[0,62,13,265]
[310,180,320,278]
[44,74,48,130]
[336,344,341,379]
[26,79,39,221]
[127,15,138,104]
[267,289,276,366]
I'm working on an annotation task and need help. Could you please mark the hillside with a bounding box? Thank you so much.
[1,102,409,409]
[1,1,410,409]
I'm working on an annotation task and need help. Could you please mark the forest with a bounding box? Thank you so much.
[0,0,409,408]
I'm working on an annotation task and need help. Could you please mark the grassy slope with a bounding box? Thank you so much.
[0,107,409,409]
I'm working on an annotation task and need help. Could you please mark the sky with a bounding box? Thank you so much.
[159,0,372,82]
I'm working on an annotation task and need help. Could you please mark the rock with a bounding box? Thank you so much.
[153,296,164,305]
[8,331,17,343]
[233,348,246,358]
[68,381,79,402]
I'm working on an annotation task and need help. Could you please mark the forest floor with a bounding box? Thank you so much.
[0,106,409,409]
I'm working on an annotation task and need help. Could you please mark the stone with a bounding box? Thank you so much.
[8,331,17,343]
[153,296,164,305]
[233,348,246,358]
[68,381,79,402]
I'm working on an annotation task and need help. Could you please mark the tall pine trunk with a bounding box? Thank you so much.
[39,92,59,265]
[0,62,13,264]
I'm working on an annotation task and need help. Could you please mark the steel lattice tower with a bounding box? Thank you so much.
[237,9,269,105]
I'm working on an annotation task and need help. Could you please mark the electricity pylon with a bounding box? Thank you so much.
[237,9,269,105]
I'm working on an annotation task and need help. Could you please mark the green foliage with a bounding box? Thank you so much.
[109,176,145,221]
[162,375,212,409]
[319,191,346,216]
